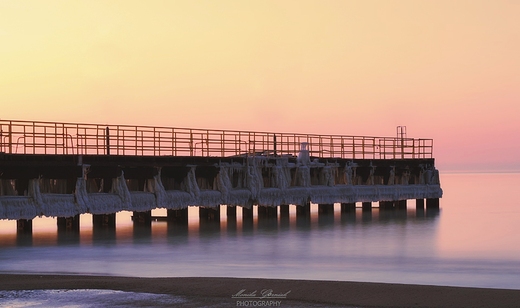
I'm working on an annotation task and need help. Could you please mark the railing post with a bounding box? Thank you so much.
[190,131,193,156]
[206,130,209,157]
[352,137,355,159]
[54,122,58,154]
[8,122,12,154]
[220,131,224,157]
[273,134,277,156]
[172,128,176,156]
[362,138,365,159]
[106,126,110,155]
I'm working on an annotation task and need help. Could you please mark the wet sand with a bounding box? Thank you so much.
[1,274,520,307]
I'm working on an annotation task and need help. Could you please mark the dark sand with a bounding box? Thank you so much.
[1,274,520,307]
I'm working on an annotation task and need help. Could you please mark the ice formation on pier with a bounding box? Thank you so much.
[0,159,443,220]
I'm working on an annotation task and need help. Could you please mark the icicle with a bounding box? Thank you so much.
[432,168,440,185]
[388,167,395,185]
[111,173,132,209]
[74,177,90,213]
[28,179,45,215]
[344,164,354,185]
[273,165,290,190]
[319,166,335,186]
[246,162,263,200]
[153,173,167,208]
[180,166,200,201]
[217,165,232,203]
[296,166,311,187]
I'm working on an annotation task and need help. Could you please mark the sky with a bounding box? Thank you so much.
[1,0,519,172]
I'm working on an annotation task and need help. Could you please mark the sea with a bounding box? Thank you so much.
[1,172,519,307]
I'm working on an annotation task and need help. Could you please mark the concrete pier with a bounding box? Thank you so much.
[396,200,407,210]
[16,219,32,234]
[226,206,237,220]
[296,202,311,218]
[92,213,116,228]
[133,211,152,226]
[57,215,80,232]
[242,206,253,222]
[416,198,425,210]
[279,204,290,217]
[0,119,443,232]
[426,198,440,210]
[258,206,277,219]
[318,203,334,214]
[379,201,394,210]
[199,206,220,222]
[167,209,188,224]
[341,203,356,213]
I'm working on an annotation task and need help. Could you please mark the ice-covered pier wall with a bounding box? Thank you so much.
[0,156,442,220]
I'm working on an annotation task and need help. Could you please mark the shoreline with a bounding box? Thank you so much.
[1,274,520,307]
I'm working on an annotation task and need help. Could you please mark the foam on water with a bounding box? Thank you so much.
[0,289,186,308]
[0,289,348,307]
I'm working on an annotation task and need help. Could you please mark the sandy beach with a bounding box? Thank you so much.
[1,274,520,307]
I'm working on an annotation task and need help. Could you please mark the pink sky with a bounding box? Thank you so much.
[1,0,519,172]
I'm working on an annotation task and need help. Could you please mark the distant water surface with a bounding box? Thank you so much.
[1,173,519,291]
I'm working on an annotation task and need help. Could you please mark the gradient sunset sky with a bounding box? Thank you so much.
[1,0,519,172]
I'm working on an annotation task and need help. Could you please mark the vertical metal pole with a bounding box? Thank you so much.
[190,131,193,156]
[206,130,209,156]
[273,134,277,156]
[8,122,12,154]
[106,126,110,155]
[221,131,224,157]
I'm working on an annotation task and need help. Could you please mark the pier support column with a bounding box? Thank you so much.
[226,206,237,221]
[258,206,277,219]
[167,208,188,224]
[258,205,267,218]
[362,202,372,212]
[426,198,440,210]
[242,206,253,222]
[379,201,394,210]
[226,206,237,231]
[57,215,80,232]
[396,200,407,210]
[318,203,334,214]
[279,204,290,218]
[133,211,152,226]
[266,206,277,219]
[296,202,311,218]
[16,219,32,234]
[199,206,220,222]
[341,203,356,213]
[92,213,116,228]
[416,199,425,210]
[341,204,356,223]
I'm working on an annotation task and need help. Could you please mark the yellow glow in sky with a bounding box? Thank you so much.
[1,0,519,171]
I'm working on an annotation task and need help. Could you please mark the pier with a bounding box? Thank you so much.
[0,120,442,233]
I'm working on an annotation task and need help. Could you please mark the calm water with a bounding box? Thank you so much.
[1,173,519,291]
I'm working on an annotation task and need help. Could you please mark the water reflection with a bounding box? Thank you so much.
[0,206,449,286]
[0,206,441,247]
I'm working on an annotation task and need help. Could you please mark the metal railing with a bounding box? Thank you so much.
[0,119,433,159]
